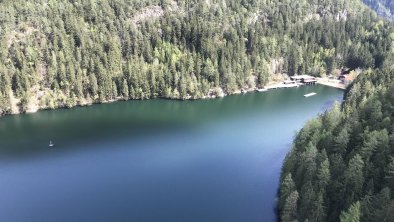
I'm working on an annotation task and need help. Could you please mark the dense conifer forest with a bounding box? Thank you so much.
[0,0,393,115]
[278,55,394,221]
[278,1,394,221]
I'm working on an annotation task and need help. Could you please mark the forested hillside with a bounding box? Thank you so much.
[0,0,392,115]
[278,56,394,221]
[362,0,394,21]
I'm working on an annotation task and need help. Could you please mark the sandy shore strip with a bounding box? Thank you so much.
[316,78,347,90]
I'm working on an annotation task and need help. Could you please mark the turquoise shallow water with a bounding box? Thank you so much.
[0,85,343,222]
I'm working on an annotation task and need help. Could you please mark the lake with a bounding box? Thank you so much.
[0,85,343,222]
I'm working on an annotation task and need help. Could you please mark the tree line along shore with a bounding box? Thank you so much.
[0,0,392,116]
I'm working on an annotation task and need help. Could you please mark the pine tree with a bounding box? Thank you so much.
[281,191,299,222]
[122,79,129,99]
[340,202,360,222]
[279,174,296,210]
[385,157,394,190]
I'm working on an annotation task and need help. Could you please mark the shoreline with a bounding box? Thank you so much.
[316,78,347,90]
[0,80,345,117]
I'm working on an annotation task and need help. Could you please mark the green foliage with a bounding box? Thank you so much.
[0,0,393,114]
[340,201,361,222]
[279,59,394,221]
[281,191,299,222]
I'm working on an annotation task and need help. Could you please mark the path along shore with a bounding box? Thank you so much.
[316,78,347,90]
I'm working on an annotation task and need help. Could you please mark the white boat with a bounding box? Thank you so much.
[49,140,55,147]
[304,92,317,97]
[256,88,267,92]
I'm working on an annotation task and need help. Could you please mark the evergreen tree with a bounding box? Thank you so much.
[0,0,392,113]
[279,62,394,221]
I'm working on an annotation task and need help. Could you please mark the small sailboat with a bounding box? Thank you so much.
[304,92,317,97]
[49,140,55,147]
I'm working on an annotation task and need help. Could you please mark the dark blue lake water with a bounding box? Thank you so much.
[0,85,343,222]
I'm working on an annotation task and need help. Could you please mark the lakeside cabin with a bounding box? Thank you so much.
[290,75,317,85]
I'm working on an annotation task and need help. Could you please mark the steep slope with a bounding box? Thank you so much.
[0,0,392,115]
[279,58,394,221]
[362,0,394,21]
